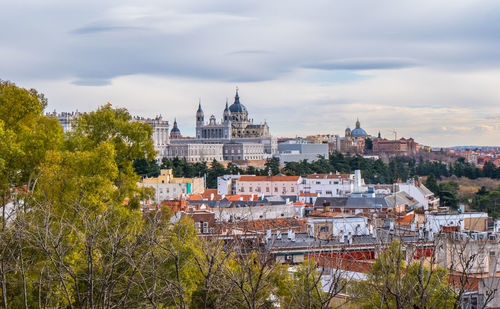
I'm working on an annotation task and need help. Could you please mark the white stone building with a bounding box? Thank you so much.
[398,180,439,210]
[307,215,370,241]
[299,170,366,197]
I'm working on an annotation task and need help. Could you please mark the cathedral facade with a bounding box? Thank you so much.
[195,88,270,140]
[164,88,277,162]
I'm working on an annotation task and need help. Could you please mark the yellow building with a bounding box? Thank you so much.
[140,169,205,201]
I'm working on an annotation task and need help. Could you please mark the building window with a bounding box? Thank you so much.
[320,226,329,233]
[274,187,278,192]
[266,187,270,192]
[249,187,253,192]
[291,187,294,192]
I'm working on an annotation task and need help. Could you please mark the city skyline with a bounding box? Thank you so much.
[1,0,499,147]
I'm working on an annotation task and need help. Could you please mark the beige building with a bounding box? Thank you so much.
[236,176,301,195]
[436,232,500,276]
[140,169,205,202]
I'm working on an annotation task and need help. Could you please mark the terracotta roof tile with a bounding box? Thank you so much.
[237,218,307,231]
[300,192,318,197]
[188,194,203,201]
[308,211,343,218]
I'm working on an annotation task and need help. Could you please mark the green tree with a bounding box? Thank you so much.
[350,240,454,309]
[425,174,439,195]
[0,80,64,308]
[133,158,161,178]
[438,181,460,209]
[265,157,281,176]
[279,259,326,309]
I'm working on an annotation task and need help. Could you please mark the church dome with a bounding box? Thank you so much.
[351,127,368,137]
[229,88,247,113]
[171,126,180,133]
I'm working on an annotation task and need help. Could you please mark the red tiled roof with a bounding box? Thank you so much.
[201,189,222,200]
[238,218,307,231]
[238,176,300,182]
[308,211,343,218]
[397,213,415,224]
[188,194,203,201]
[300,192,318,197]
[225,194,259,201]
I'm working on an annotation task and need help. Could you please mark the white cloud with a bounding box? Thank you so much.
[2,0,500,146]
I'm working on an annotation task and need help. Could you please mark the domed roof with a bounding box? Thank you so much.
[171,118,180,132]
[229,88,247,113]
[351,127,368,137]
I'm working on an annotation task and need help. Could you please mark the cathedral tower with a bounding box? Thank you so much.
[196,100,204,138]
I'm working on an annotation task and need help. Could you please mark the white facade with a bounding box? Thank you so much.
[140,182,188,201]
[133,116,169,161]
[214,204,304,222]
[165,143,224,162]
[299,170,366,197]
[425,212,489,238]
[223,143,265,161]
[217,175,243,195]
[307,216,370,239]
[47,111,80,132]
[398,181,439,210]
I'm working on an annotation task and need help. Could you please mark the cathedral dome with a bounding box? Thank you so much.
[351,127,368,137]
[229,88,247,113]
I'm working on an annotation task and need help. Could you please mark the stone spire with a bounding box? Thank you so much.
[196,99,204,124]
[234,87,240,104]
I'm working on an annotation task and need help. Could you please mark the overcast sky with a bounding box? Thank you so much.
[1,0,499,146]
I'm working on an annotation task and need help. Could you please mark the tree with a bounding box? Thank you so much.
[425,174,439,195]
[265,157,280,176]
[438,181,460,209]
[0,80,64,308]
[350,240,454,309]
[133,158,161,178]
[365,138,373,151]
[223,250,287,309]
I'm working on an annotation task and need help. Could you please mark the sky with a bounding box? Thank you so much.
[1,0,499,147]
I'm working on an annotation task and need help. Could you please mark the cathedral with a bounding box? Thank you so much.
[345,118,371,141]
[195,88,270,139]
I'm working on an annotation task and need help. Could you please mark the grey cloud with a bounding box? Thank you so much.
[72,78,112,86]
[304,58,419,71]
[226,50,273,55]
[4,1,500,84]
[71,25,148,35]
